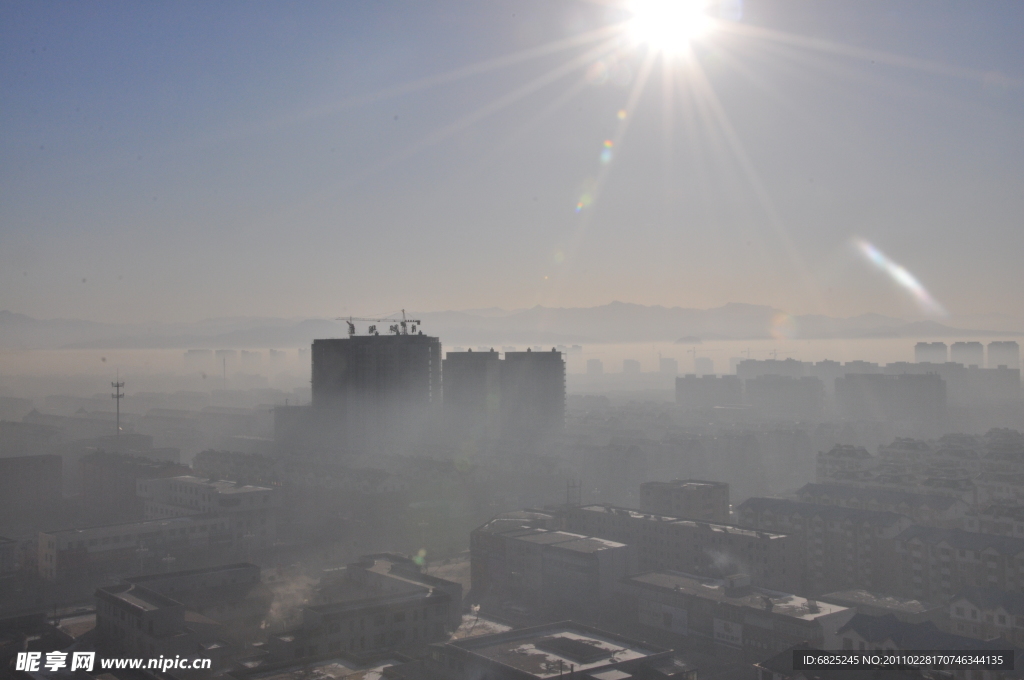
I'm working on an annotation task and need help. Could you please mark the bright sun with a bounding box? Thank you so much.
[628,0,714,54]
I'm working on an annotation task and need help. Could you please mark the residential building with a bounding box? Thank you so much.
[989,341,1021,369]
[745,375,825,420]
[624,359,642,374]
[946,587,1024,645]
[123,563,269,644]
[894,525,1024,601]
[38,515,234,580]
[470,517,631,615]
[267,554,461,660]
[385,621,694,680]
[95,582,231,671]
[816,445,877,483]
[0,455,61,515]
[675,375,742,411]
[833,613,1011,663]
[499,350,566,441]
[819,590,945,624]
[951,342,985,368]
[80,451,190,522]
[794,483,968,528]
[564,504,802,593]
[835,373,946,423]
[621,570,855,660]
[442,349,502,441]
[587,358,604,375]
[443,348,566,443]
[311,334,442,453]
[736,497,911,596]
[136,475,278,545]
[915,342,948,364]
[639,479,730,523]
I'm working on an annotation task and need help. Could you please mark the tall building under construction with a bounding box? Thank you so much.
[312,334,442,453]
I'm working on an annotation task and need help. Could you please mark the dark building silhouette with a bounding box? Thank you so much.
[835,373,946,423]
[951,341,984,367]
[639,479,730,522]
[914,342,948,363]
[311,334,441,453]
[498,349,565,442]
[675,374,742,410]
[745,375,825,420]
[442,349,502,441]
[0,455,61,517]
[989,341,1021,369]
[443,348,565,445]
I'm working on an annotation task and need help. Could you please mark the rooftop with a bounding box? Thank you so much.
[450,621,666,679]
[508,530,626,553]
[626,571,847,621]
[820,590,939,614]
[898,525,1024,554]
[96,583,180,613]
[737,497,908,526]
[796,483,961,511]
[574,505,787,540]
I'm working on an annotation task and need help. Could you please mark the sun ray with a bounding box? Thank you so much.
[554,48,660,304]
[354,37,626,183]
[721,22,1023,88]
[684,56,826,310]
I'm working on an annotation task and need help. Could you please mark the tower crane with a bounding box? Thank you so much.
[335,309,422,337]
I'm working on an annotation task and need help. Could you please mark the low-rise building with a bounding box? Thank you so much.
[795,483,967,528]
[640,479,730,523]
[38,515,233,580]
[95,582,230,670]
[947,587,1024,646]
[470,518,630,615]
[819,590,945,625]
[268,554,462,661]
[736,497,910,596]
[966,505,1024,537]
[124,563,270,644]
[137,475,278,546]
[621,570,855,661]
[385,621,695,680]
[564,504,802,593]
[894,525,1024,601]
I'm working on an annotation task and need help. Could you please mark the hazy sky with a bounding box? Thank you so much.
[2,1,1023,324]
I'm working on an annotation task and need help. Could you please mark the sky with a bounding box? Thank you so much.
[2,1,1023,324]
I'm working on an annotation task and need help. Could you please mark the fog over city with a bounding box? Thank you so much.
[1,2,1023,680]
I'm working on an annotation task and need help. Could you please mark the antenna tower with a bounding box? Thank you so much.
[111,371,124,450]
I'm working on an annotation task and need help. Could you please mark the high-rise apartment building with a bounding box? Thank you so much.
[442,348,566,444]
[442,349,502,440]
[914,342,948,364]
[989,341,1021,369]
[500,350,565,441]
[311,334,441,452]
[951,341,984,367]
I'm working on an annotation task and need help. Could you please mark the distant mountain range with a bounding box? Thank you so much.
[0,303,1019,350]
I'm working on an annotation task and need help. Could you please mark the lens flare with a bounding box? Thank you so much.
[854,238,947,316]
[770,312,797,340]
